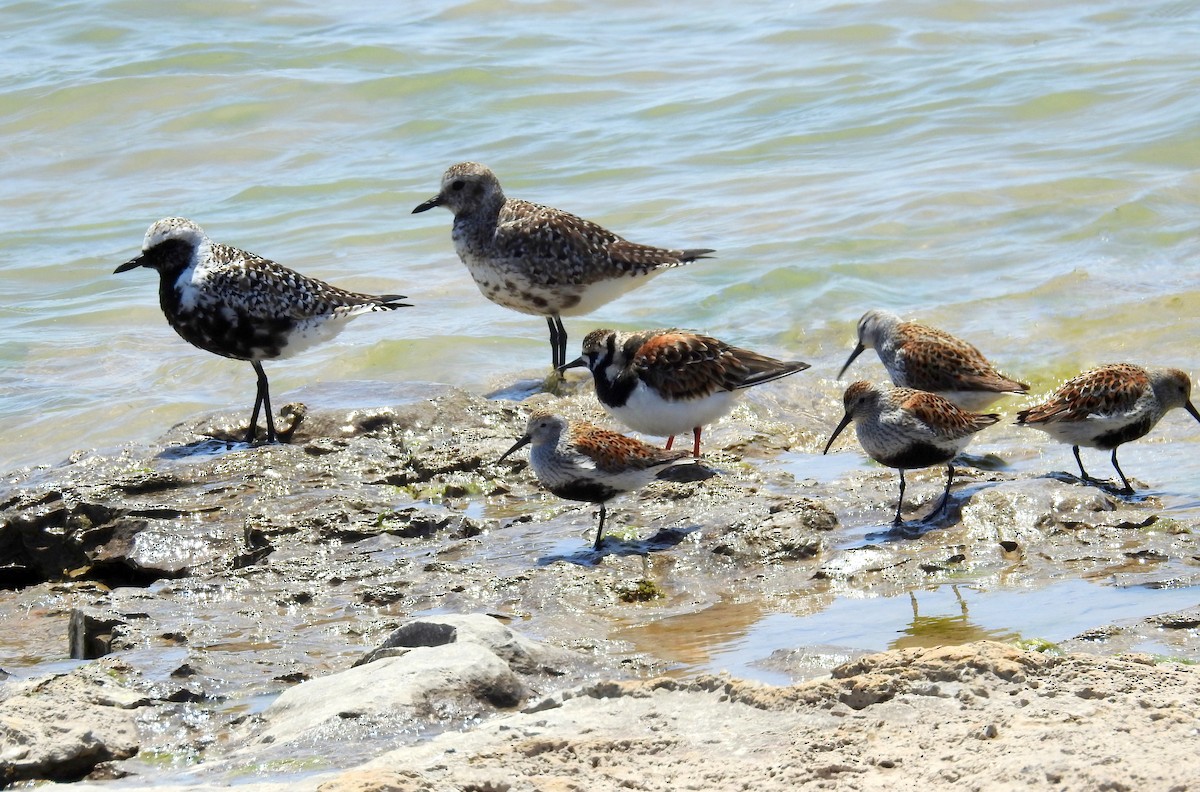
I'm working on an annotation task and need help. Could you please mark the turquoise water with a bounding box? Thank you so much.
[3,1,1199,471]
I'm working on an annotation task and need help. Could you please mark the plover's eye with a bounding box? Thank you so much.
[451,180,465,191]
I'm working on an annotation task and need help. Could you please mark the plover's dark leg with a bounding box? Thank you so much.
[1110,448,1134,493]
[545,316,558,368]
[555,316,568,371]
[593,503,607,549]
[246,366,264,444]
[250,361,278,444]
[893,470,906,526]
[933,463,955,517]
[545,315,568,369]
[691,427,702,458]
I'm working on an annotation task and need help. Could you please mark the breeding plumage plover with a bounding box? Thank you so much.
[823,381,1000,525]
[115,217,409,444]
[498,408,706,549]
[562,328,810,456]
[412,162,713,369]
[1016,363,1200,493]
[837,309,1028,412]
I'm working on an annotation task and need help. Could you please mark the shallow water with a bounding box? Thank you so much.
[616,580,1200,685]
[3,0,1199,472]
[3,0,1200,766]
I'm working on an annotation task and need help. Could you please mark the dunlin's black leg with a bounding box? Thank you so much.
[934,463,955,517]
[593,503,607,549]
[1110,448,1133,493]
[1072,445,1091,483]
[893,470,906,526]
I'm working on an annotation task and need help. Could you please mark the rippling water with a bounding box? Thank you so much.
[4,4,1200,773]
[3,0,1199,472]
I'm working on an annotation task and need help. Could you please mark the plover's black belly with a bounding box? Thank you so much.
[165,307,294,362]
[878,442,954,470]
[548,480,621,505]
[1093,416,1155,450]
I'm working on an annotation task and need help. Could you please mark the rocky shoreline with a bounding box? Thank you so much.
[3,378,1200,788]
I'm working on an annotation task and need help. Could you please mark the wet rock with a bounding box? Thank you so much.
[0,492,234,587]
[355,614,576,674]
[245,616,583,751]
[316,768,433,792]
[712,496,837,562]
[0,662,142,784]
[68,608,127,660]
[251,642,525,748]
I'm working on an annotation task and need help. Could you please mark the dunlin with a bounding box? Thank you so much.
[1016,363,1200,492]
[412,162,712,369]
[837,309,1028,412]
[823,381,1000,525]
[562,328,810,456]
[115,217,409,443]
[498,408,706,549]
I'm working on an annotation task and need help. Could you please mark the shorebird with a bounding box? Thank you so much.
[412,162,713,370]
[498,408,708,549]
[837,309,1028,412]
[823,381,1000,525]
[561,328,810,456]
[1016,363,1200,493]
[115,217,409,444]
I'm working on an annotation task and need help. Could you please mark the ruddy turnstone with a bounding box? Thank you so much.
[837,309,1028,412]
[498,408,706,549]
[823,381,1000,525]
[1016,363,1200,493]
[561,328,810,456]
[412,162,713,369]
[115,217,409,444]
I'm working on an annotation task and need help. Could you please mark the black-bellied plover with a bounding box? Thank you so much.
[412,162,713,369]
[837,309,1028,412]
[823,381,1000,525]
[498,408,709,549]
[115,217,409,444]
[1016,363,1200,493]
[561,328,810,456]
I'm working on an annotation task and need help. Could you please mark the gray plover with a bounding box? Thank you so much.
[837,309,1028,412]
[823,381,1000,525]
[412,162,713,369]
[1016,363,1200,492]
[115,217,409,444]
[561,328,810,456]
[498,408,708,549]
